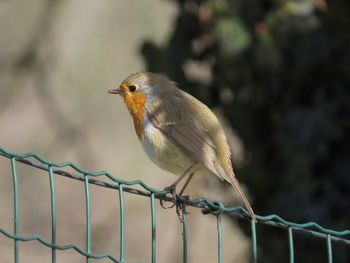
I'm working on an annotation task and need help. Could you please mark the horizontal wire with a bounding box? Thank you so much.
[1,147,350,250]
[0,228,121,262]
[0,152,176,202]
[0,148,162,193]
[226,210,350,246]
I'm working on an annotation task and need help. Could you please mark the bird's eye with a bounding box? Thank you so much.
[128,85,137,92]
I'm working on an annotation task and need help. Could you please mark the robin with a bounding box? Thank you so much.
[108,72,256,222]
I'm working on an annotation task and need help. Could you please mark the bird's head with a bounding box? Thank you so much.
[108,72,175,111]
[108,72,172,138]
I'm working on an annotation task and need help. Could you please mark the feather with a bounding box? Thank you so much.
[142,74,256,221]
[146,90,256,221]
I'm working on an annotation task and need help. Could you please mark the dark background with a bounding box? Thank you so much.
[142,0,350,262]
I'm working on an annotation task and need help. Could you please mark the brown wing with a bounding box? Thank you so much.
[146,110,228,181]
[145,91,256,221]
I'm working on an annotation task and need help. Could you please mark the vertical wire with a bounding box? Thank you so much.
[182,207,188,263]
[327,234,333,263]
[48,166,57,263]
[84,175,91,263]
[118,184,125,262]
[150,193,157,263]
[251,220,257,263]
[216,215,223,263]
[288,227,294,263]
[11,157,19,263]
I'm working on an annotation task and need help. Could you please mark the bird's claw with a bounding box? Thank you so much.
[160,185,177,209]
[160,188,192,223]
[175,197,190,223]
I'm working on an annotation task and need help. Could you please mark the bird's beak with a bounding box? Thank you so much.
[108,88,123,95]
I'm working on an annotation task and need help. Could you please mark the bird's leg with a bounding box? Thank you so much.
[160,164,194,209]
[174,172,195,220]
[176,202,186,223]
[178,172,195,196]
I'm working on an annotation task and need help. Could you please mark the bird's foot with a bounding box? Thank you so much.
[160,185,177,209]
[160,187,192,223]
[175,195,191,223]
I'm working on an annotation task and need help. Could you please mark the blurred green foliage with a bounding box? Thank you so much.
[142,0,350,261]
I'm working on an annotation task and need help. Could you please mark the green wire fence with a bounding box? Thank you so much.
[0,146,349,263]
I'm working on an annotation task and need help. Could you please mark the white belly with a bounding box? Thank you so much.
[140,119,196,175]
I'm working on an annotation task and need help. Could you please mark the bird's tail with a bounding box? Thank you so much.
[214,162,257,222]
[227,174,257,222]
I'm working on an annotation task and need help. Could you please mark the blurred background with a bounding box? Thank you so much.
[0,0,349,262]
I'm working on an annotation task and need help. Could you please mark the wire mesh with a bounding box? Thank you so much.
[0,147,349,263]
[48,165,56,262]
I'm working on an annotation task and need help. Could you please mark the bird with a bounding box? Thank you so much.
[108,72,256,222]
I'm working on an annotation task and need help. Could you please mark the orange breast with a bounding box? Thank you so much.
[123,92,147,139]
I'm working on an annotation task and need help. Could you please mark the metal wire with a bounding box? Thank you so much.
[251,221,257,263]
[182,206,188,263]
[1,147,350,263]
[150,193,157,263]
[118,184,125,262]
[216,215,222,263]
[10,157,19,263]
[48,166,57,263]
[288,227,295,263]
[84,174,92,263]
[327,234,333,263]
